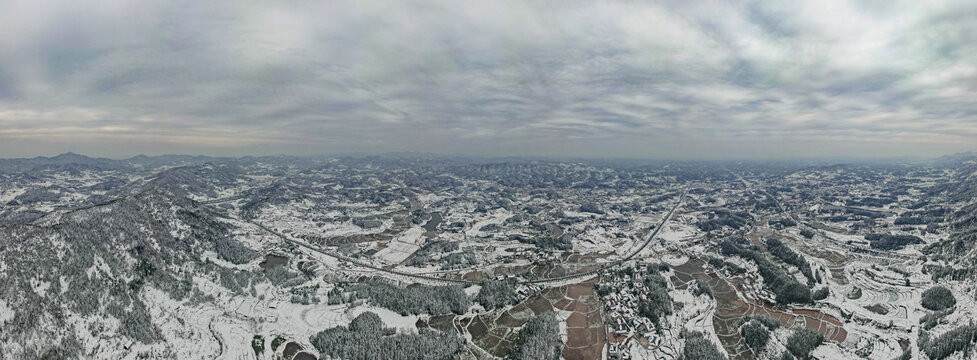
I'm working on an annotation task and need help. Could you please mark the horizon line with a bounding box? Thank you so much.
[1,150,973,163]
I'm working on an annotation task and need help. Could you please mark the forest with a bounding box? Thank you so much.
[681,331,725,360]
[720,239,812,304]
[863,233,923,250]
[310,312,466,360]
[639,267,674,329]
[507,313,563,360]
[341,282,469,316]
[738,315,780,354]
[766,238,815,286]
[918,323,977,360]
[475,280,519,310]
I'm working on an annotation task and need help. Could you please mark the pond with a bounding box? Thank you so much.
[283,342,304,360]
[259,254,289,269]
[422,212,442,232]
[293,353,317,360]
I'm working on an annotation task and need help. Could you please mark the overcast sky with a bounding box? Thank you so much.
[0,0,975,159]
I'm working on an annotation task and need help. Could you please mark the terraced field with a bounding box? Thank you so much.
[418,280,606,359]
[671,259,847,359]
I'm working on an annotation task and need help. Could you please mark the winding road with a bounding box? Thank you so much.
[230,189,688,287]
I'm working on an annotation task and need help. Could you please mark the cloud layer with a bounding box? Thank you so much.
[1,0,975,158]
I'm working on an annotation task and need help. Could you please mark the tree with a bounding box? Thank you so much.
[508,313,563,360]
[720,239,811,304]
[766,238,815,285]
[327,286,344,305]
[476,280,519,310]
[921,286,956,311]
[740,320,770,352]
[693,279,713,298]
[214,237,259,264]
[786,328,823,359]
[918,323,977,360]
[346,282,469,315]
[682,331,726,360]
[349,311,385,332]
[310,312,466,360]
[812,287,829,301]
[640,273,673,329]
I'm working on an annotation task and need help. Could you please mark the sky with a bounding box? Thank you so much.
[0,0,975,159]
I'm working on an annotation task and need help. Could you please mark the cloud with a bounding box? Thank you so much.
[0,0,975,158]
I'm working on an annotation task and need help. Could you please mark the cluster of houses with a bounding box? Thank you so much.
[736,270,776,304]
[527,250,551,263]
[490,273,544,297]
[598,266,662,359]
[608,343,632,359]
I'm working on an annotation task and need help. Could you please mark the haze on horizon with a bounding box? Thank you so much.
[1,0,975,160]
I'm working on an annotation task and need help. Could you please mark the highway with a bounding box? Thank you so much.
[240,189,688,287]
[523,189,688,284]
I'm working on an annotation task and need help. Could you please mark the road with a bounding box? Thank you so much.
[523,189,687,284]
[247,220,474,285]
[238,189,687,287]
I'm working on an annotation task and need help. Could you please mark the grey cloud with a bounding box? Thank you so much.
[0,0,975,159]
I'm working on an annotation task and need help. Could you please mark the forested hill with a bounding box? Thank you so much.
[0,188,260,358]
[924,155,977,264]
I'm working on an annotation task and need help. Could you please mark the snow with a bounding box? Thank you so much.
[0,300,13,324]
[374,226,425,264]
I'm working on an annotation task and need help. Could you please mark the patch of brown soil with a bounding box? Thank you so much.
[567,312,587,328]
[529,296,554,315]
[554,299,574,310]
[567,281,595,298]
[563,327,604,360]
